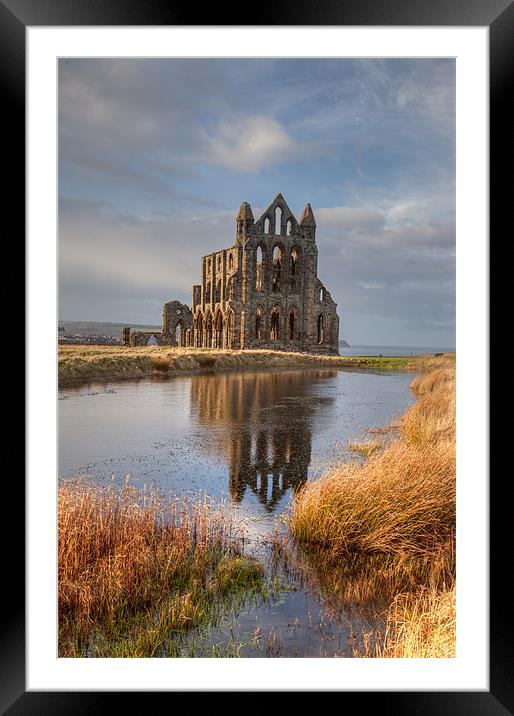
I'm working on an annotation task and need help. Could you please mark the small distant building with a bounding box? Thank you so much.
[127,193,340,355]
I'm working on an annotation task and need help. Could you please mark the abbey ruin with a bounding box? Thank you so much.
[128,193,340,355]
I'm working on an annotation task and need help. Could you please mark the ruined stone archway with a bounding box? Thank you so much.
[162,300,193,346]
[130,331,167,346]
[174,321,185,347]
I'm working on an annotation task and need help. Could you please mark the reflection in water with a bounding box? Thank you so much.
[190,371,335,511]
[59,368,413,523]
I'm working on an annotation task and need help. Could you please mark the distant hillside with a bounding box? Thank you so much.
[340,339,351,348]
[58,321,161,337]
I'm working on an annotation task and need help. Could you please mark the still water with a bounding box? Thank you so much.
[59,368,414,656]
[339,344,453,357]
[59,369,413,517]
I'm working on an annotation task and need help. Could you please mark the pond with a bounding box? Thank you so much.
[59,368,414,656]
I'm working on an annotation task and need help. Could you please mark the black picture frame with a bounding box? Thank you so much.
[6,0,508,710]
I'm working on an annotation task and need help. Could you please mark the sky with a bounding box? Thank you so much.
[58,58,455,347]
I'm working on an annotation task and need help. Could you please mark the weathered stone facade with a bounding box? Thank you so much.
[128,194,339,354]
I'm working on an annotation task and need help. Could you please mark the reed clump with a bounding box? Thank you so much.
[360,586,456,658]
[289,359,456,656]
[151,355,171,372]
[348,440,383,457]
[58,479,263,657]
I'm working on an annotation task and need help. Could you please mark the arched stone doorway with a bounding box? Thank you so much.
[205,313,213,348]
[225,311,234,348]
[214,312,223,348]
[196,313,203,347]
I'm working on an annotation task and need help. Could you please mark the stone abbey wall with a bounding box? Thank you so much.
[129,193,339,354]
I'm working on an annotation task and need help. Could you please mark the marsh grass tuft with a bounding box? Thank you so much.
[214,555,265,595]
[58,479,264,657]
[359,587,456,658]
[151,355,171,372]
[348,440,383,457]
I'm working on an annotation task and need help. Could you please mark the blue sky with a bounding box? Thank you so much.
[59,58,455,347]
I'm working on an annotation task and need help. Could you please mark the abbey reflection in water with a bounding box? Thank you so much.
[189,370,337,512]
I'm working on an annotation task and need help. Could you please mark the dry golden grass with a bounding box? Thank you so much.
[348,440,383,457]
[59,345,451,388]
[291,361,455,556]
[360,587,456,658]
[58,479,261,657]
[291,445,455,559]
[406,352,456,374]
[289,360,456,657]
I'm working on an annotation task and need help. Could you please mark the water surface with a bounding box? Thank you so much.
[59,368,414,656]
[59,369,413,521]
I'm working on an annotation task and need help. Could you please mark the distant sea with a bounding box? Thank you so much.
[339,344,454,357]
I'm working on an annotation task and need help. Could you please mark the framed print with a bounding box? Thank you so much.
[4,0,509,710]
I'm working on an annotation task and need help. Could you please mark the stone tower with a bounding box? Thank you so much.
[190,193,339,354]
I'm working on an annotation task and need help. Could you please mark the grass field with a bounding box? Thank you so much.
[58,344,451,388]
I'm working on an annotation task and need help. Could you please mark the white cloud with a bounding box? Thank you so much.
[201,115,298,172]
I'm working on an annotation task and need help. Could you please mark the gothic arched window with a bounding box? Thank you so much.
[272,246,282,293]
[256,246,264,291]
[271,308,280,340]
[290,248,299,292]
[317,314,324,344]
[275,206,282,235]
[227,277,234,300]
[255,307,262,339]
